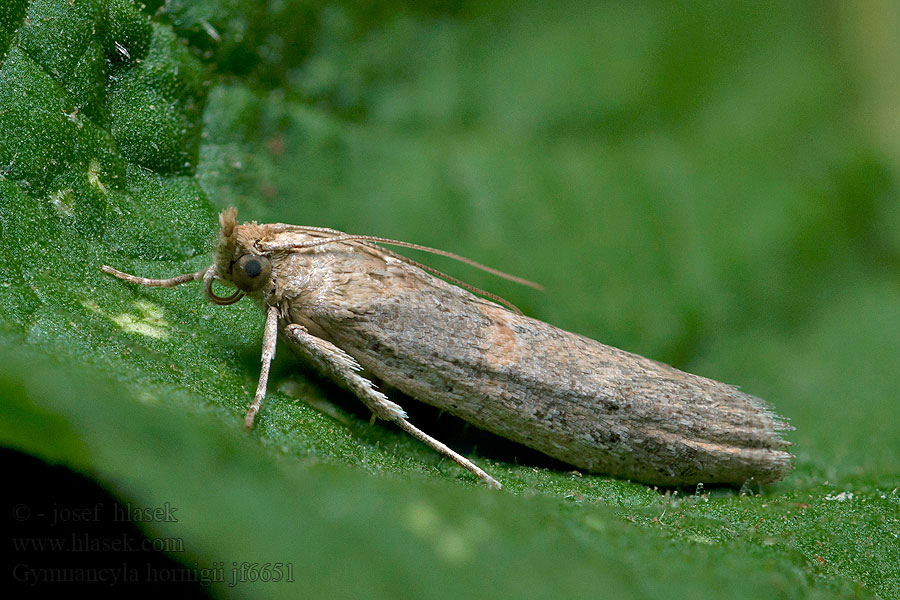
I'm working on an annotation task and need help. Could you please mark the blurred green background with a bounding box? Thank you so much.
[1,0,898,597]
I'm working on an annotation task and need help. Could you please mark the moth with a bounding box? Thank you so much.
[102,208,793,489]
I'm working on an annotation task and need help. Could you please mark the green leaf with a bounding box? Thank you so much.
[2,1,898,598]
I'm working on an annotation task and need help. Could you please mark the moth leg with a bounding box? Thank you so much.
[391,419,503,490]
[283,323,502,490]
[244,305,280,430]
[101,265,208,288]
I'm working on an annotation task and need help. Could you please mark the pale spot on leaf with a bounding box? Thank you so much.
[49,188,74,216]
[83,299,170,339]
[88,158,107,194]
[403,502,489,565]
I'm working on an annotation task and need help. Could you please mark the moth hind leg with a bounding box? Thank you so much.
[282,324,406,421]
[282,323,502,489]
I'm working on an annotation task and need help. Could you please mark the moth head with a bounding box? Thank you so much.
[206,207,272,305]
[230,253,272,292]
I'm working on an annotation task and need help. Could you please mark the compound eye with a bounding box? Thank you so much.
[232,254,271,292]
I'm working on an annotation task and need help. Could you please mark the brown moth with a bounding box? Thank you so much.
[102,208,793,489]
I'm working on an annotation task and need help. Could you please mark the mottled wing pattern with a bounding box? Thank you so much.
[276,241,793,486]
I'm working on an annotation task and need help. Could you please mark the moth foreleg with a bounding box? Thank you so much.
[282,323,502,489]
[101,265,208,288]
[244,305,280,430]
